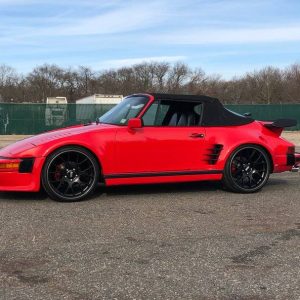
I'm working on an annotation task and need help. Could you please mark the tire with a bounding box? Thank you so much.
[42,146,100,202]
[222,145,271,193]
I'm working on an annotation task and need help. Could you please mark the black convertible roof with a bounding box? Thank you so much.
[151,93,218,103]
[148,93,254,126]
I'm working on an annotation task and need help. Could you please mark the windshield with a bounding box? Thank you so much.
[99,96,149,125]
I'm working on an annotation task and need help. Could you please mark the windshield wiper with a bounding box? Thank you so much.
[83,120,93,126]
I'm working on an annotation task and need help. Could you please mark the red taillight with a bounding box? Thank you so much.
[287,146,295,155]
[0,158,21,172]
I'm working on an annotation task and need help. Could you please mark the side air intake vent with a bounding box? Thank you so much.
[207,144,223,165]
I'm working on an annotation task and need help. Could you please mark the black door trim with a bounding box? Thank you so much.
[104,170,222,179]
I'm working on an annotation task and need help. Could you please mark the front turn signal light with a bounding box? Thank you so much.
[0,158,21,172]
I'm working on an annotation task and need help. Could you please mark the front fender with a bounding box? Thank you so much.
[31,134,114,174]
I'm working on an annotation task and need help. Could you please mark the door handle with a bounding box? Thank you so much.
[190,133,205,138]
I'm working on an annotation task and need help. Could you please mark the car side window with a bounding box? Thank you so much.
[163,101,203,127]
[142,102,159,126]
[142,101,170,126]
[156,103,170,125]
[142,100,203,127]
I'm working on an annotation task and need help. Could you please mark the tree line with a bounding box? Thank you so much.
[0,62,300,104]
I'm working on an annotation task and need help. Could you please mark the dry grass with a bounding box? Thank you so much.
[0,135,31,148]
[282,131,300,146]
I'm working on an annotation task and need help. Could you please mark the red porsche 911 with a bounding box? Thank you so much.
[0,93,299,202]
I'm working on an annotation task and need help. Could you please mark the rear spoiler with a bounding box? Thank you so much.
[264,119,297,129]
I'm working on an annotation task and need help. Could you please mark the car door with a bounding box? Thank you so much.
[113,100,209,175]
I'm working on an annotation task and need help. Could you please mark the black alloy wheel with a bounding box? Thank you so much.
[42,146,100,202]
[223,145,271,193]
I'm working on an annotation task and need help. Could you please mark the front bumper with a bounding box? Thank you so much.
[0,157,45,192]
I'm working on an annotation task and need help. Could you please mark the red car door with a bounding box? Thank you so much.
[113,125,208,174]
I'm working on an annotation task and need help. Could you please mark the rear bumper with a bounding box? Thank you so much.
[295,153,300,167]
[0,157,45,192]
[292,153,300,172]
[273,152,300,173]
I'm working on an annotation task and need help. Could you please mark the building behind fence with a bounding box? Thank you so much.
[0,103,299,135]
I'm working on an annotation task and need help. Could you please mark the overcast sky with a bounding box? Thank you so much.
[1,0,300,78]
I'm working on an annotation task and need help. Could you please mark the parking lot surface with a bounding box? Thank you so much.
[0,172,300,300]
[0,134,300,299]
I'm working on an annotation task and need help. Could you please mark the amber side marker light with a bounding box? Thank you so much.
[0,159,21,172]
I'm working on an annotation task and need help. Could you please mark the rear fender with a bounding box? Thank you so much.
[220,142,274,172]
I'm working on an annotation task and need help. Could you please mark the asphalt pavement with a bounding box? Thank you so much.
[0,172,299,299]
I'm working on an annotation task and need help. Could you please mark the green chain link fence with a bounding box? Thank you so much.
[226,104,300,130]
[0,104,114,135]
[0,103,299,135]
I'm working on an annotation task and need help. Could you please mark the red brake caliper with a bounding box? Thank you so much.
[54,164,65,181]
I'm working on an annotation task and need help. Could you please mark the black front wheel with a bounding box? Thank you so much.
[42,146,100,202]
[222,145,271,193]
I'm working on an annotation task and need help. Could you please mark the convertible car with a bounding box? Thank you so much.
[0,93,299,202]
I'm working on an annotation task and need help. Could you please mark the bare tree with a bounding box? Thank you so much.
[166,62,190,93]
[283,63,300,102]
[247,67,284,104]
[0,64,20,102]
[98,69,119,94]
[1,61,300,103]
[152,62,170,91]
[27,64,66,102]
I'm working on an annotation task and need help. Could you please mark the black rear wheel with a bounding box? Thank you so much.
[42,146,100,202]
[222,145,271,193]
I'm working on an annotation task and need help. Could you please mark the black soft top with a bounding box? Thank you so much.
[148,93,254,126]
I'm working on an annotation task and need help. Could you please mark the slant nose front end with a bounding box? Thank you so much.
[0,156,45,192]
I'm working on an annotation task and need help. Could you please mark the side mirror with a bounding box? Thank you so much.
[128,118,142,129]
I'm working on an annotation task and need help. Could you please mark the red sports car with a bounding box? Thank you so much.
[0,93,299,202]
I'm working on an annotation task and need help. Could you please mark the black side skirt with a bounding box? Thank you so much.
[105,170,222,179]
